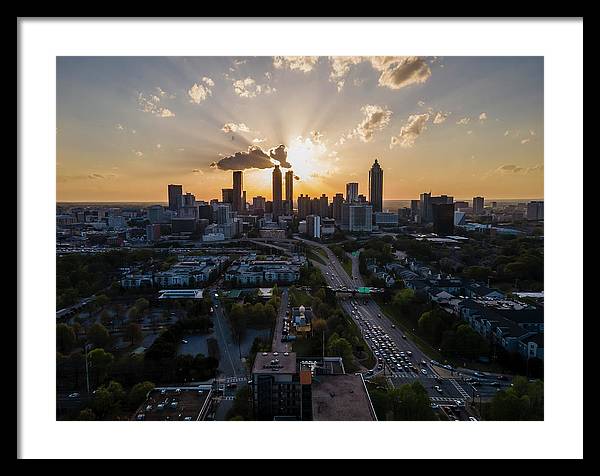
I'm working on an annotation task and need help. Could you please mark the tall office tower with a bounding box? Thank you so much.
[297,194,311,220]
[319,194,329,218]
[346,182,359,203]
[168,184,183,212]
[368,159,384,213]
[182,192,195,207]
[306,215,321,239]
[253,196,266,212]
[216,203,232,225]
[473,196,485,215]
[420,192,432,222]
[311,197,321,216]
[332,193,344,223]
[357,194,367,203]
[285,170,294,212]
[272,165,283,219]
[454,201,469,210]
[222,188,234,204]
[232,171,243,212]
[341,203,373,232]
[242,191,247,212]
[526,201,544,221]
[432,203,455,235]
[410,199,420,218]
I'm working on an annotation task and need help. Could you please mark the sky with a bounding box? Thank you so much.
[56,56,544,203]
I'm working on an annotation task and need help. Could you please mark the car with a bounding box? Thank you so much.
[434,385,443,393]
[468,417,479,421]
[421,369,427,375]
[402,335,407,339]
[209,307,214,313]
[489,381,500,387]
[391,324,396,328]
[226,383,237,389]
[406,351,412,356]
[496,375,507,380]
[68,392,80,399]
[455,399,465,407]
[181,339,188,344]
[377,313,382,318]
[430,403,439,409]
[421,360,427,365]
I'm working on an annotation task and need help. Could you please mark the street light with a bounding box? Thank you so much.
[84,343,92,396]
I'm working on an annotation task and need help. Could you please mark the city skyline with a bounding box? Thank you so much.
[57,56,543,202]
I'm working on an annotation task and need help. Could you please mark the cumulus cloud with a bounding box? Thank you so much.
[155,87,176,99]
[221,122,251,133]
[137,92,176,118]
[504,129,510,136]
[133,150,144,158]
[310,130,324,143]
[456,117,471,125]
[211,145,290,171]
[467,130,473,135]
[252,137,266,143]
[371,56,432,90]
[273,56,319,73]
[479,112,487,121]
[418,100,426,107]
[328,56,431,92]
[390,113,430,149]
[115,123,124,131]
[351,104,393,142]
[232,77,276,98]
[188,77,214,104]
[521,138,531,144]
[192,168,204,175]
[433,111,450,124]
[269,144,292,168]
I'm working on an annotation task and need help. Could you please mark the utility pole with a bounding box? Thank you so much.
[84,343,91,396]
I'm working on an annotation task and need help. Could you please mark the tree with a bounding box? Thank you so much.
[87,322,111,348]
[90,380,125,419]
[100,310,112,328]
[128,381,155,409]
[95,294,110,310]
[229,303,247,342]
[88,348,114,385]
[418,310,443,344]
[77,408,97,420]
[128,306,140,322]
[327,334,354,368]
[124,322,143,346]
[56,323,76,354]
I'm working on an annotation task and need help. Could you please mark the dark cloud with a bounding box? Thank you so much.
[211,146,273,171]
[268,144,292,168]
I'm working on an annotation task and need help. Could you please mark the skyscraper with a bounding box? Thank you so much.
[473,196,485,215]
[332,193,344,224]
[232,171,243,212]
[222,188,234,204]
[432,203,455,235]
[272,165,283,219]
[297,194,311,220]
[369,159,383,213]
[285,170,294,213]
[319,194,329,218]
[526,201,544,221]
[346,182,359,203]
[168,184,183,212]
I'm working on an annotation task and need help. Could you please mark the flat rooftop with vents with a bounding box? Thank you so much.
[311,374,377,421]
[252,351,297,374]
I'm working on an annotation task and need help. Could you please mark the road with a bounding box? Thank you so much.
[272,288,291,352]
[293,235,479,414]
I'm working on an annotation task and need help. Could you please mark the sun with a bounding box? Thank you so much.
[286,135,328,180]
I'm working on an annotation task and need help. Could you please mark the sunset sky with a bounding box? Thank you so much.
[56,56,543,203]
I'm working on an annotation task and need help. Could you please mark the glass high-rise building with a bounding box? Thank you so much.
[272,165,283,219]
[167,184,183,212]
[232,171,243,212]
[346,182,359,203]
[368,159,383,213]
[285,170,294,212]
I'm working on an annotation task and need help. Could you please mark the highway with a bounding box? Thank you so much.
[293,236,487,416]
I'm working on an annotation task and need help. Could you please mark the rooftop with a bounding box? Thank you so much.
[311,374,376,421]
[252,351,297,375]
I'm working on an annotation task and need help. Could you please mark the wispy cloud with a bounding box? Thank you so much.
[221,122,251,133]
[137,92,175,117]
[350,104,393,142]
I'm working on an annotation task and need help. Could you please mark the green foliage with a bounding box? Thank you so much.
[124,322,143,345]
[326,333,354,368]
[489,377,543,420]
[90,380,126,419]
[225,385,252,421]
[369,380,436,421]
[87,322,111,348]
[57,323,76,354]
[128,381,155,409]
[77,408,97,420]
[88,348,114,384]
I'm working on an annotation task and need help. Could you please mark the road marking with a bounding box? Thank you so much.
[449,379,471,400]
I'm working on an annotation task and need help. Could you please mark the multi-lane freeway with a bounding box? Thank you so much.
[292,236,511,416]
